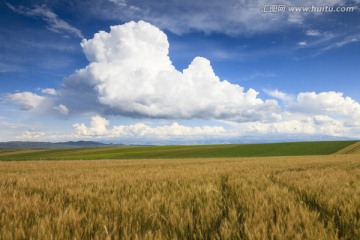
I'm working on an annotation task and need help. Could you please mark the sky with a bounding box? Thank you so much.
[1,0,360,144]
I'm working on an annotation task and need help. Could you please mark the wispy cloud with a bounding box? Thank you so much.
[6,3,83,39]
[0,62,22,73]
[86,0,358,36]
[306,29,322,37]
[239,72,276,82]
[296,30,360,56]
[318,33,360,53]
[108,0,128,7]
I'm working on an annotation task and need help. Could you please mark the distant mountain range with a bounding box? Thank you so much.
[0,135,357,149]
[0,141,120,149]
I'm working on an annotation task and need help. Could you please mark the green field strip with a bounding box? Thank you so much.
[0,141,356,161]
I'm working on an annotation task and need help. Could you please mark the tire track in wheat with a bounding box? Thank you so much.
[269,170,357,240]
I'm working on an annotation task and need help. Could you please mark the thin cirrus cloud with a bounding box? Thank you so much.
[6,3,84,39]
[301,32,360,56]
[98,0,356,35]
[306,30,322,37]
[91,0,360,59]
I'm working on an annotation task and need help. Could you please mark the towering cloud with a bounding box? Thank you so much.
[60,21,279,122]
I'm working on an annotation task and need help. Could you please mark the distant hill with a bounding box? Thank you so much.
[0,141,119,149]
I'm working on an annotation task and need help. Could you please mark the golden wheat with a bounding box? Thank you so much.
[1,155,359,239]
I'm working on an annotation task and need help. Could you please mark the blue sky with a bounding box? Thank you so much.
[1,0,360,143]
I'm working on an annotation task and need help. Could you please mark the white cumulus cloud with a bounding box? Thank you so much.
[17,130,46,140]
[53,104,69,115]
[243,114,348,137]
[246,119,316,135]
[73,115,226,138]
[312,115,338,125]
[297,41,307,46]
[73,115,109,136]
[7,92,48,111]
[60,21,279,122]
[41,88,57,95]
[290,91,360,118]
[6,91,70,116]
[263,89,293,102]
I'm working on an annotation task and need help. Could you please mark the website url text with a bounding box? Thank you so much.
[262,5,357,13]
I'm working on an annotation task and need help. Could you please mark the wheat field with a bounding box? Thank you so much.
[1,155,360,239]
